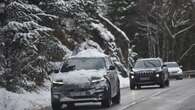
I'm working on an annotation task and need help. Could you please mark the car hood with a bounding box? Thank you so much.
[168,67,181,72]
[52,69,106,85]
[132,67,161,73]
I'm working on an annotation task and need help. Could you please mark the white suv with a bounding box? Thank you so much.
[165,62,183,80]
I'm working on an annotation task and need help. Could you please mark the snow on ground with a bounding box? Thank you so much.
[0,76,129,110]
[119,75,130,89]
[0,85,51,110]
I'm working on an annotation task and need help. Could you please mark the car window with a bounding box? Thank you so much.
[134,60,161,68]
[166,63,179,67]
[61,58,106,72]
[105,58,112,69]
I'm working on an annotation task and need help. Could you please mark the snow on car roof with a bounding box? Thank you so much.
[71,49,108,58]
[164,62,178,64]
[137,58,162,61]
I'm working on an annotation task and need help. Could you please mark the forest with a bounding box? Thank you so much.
[0,0,195,92]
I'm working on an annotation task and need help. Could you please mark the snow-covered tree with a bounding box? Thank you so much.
[0,1,68,91]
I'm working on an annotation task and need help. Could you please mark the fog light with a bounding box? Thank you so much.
[131,75,135,79]
[156,74,160,77]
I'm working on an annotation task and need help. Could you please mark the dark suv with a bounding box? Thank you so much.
[129,58,169,89]
[51,56,120,110]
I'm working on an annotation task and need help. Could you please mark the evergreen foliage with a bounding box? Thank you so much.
[0,0,68,91]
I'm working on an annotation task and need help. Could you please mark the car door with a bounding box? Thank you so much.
[110,60,119,96]
[105,58,116,97]
[162,62,169,80]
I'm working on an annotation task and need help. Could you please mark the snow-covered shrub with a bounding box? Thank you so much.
[0,1,68,92]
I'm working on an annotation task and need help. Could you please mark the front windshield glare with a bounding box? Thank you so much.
[134,60,161,68]
[61,58,106,72]
[166,63,179,67]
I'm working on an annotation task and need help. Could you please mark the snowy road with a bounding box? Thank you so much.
[43,79,195,110]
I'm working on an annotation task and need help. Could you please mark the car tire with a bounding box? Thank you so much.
[137,85,141,89]
[67,103,75,109]
[112,84,120,104]
[51,101,62,110]
[176,76,183,80]
[165,79,170,87]
[101,82,112,108]
[130,80,135,90]
[160,81,165,88]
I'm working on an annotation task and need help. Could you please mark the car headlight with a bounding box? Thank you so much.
[156,74,160,77]
[91,77,106,83]
[178,69,182,73]
[52,80,64,85]
[131,75,135,79]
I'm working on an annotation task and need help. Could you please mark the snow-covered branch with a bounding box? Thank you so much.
[98,14,130,43]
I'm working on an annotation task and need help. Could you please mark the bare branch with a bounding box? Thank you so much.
[178,44,195,63]
[174,24,195,38]
[164,21,174,38]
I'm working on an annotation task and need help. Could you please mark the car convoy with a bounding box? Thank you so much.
[51,54,183,109]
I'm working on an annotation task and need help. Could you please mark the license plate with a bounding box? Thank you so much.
[70,92,87,96]
[140,77,150,81]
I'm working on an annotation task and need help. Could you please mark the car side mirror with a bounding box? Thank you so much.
[129,66,133,71]
[61,65,75,72]
[162,64,167,68]
[109,65,116,70]
[179,65,183,68]
[53,70,59,74]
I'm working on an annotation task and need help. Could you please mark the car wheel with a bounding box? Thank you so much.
[137,85,141,89]
[112,84,120,104]
[130,80,135,90]
[176,76,183,80]
[160,81,165,88]
[165,79,170,87]
[67,103,75,109]
[101,82,112,108]
[51,101,62,110]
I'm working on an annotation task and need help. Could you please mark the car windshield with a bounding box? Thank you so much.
[134,60,161,68]
[61,57,106,72]
[166,63,179,67]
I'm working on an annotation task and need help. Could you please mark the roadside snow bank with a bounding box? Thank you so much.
[0,87,50,110]
[119,75,130,88]
[0,75,129,110]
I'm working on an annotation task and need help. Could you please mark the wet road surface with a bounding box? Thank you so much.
[44,78,195,110]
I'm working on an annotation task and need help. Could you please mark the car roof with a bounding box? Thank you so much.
[70,56,108,59]
[164,62,178,64]
[137,58,162,61]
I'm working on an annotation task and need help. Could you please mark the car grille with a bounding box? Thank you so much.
[135,72,154,77]
[52,83,93,93]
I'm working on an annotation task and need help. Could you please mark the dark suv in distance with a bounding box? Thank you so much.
[51,56,120,110]
[129,58,169,89]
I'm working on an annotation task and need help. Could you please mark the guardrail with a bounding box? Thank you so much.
[183,70,195,78]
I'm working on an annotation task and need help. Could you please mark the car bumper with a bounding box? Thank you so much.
[51,87,105,103]
[130,75,163,85]
[60,97,102,103]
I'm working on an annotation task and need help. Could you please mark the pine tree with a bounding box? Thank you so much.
[0,1,68,92]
